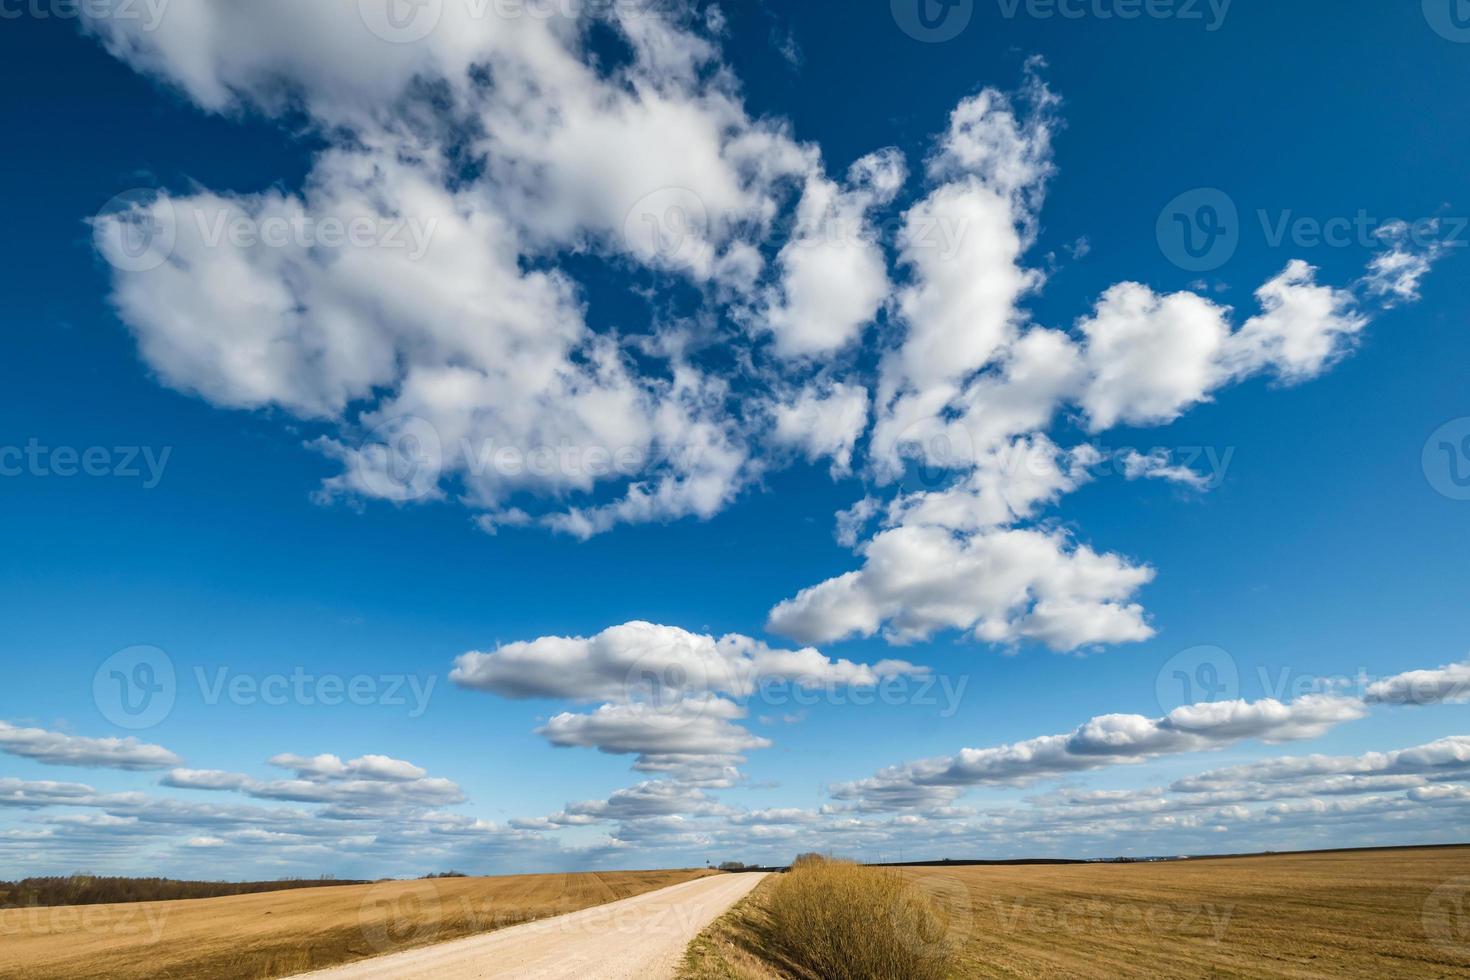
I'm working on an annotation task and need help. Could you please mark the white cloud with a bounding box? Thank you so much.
[78,3,1446,703]
[767,523,1154,649]
[869,66,1057,476]
[454,621,923,779]
[0,722,182,771]
[761,150,905,357]
[883,436,1099,534]
[268,753,428,782]
[1076,262,1365,431]
[1361,220,1448,305]
[451,621,920,703]
[771,382,871,476]
[1172,736,1470,793]
[0,778,100,809]
[528,779,726,830]
[161,753,463,809]
[85,2,824,540]
[831,693,1368,811]
[1364,658,1470,706]
[1076,284,1232,431]
[1119,449,1213,490]
[1224,260,1367,383]
[537,698,769,769]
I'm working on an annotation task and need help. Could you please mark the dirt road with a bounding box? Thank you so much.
[291,872,767,980]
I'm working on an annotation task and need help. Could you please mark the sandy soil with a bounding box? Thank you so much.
[290,872,767,980]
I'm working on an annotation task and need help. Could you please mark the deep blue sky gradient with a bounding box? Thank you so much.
[1,1,1468,874]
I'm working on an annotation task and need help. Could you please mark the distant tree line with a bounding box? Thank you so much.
[0,874,366,909]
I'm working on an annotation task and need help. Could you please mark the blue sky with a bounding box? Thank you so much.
[2,0,1468,879]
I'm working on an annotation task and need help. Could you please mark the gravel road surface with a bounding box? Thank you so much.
[291,871,767,980]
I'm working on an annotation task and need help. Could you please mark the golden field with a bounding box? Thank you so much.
[0,868,715,980]
[681,846,1470,979]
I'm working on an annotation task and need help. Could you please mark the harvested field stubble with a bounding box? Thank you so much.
[917,846,1470,978]
[681,846,1470,979]
[1,868,716,980]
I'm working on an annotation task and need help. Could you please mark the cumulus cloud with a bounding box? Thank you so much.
[0,778,100,809]
[771,381,871,476]
[451,621,919,703]
[0,722,182,771]
[761,150,906,357]
[1076,263,1366,431]
[517,779,726,831]
[455,621,923,781]
[1172,736,1470,793]
[831,694,1368,811]
[1363,658,1470,706]
[538,698,770,766]
[82,8,1442,666]
[69,11,1459,869]
[767,524,1154,649]
[1075,284,1234,431]
[84,1,825,539]
[162,753,463,809]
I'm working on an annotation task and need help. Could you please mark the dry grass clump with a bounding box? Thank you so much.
[679,876,783,980]
[759,857,958,980]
